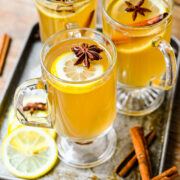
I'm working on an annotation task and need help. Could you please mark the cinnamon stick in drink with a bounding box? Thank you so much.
[129,13,168,27]
[151,166,179,180]
[115,130,156,177]
[0,34,11,74]
[85,10,95,28]
[130,127,152,180]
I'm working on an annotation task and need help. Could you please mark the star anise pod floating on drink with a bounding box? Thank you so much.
[23,103,47,115]
[125,0,151,21]
[72,43,103,68]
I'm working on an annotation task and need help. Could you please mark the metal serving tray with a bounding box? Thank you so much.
[0,23,179,180]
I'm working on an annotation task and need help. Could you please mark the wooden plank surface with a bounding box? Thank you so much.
[0,0,37,94]
[0,0,180,177]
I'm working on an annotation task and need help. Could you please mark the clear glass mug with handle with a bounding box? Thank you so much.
[34,0,98,42]
[14,27,117,168]
[102,0,176,116]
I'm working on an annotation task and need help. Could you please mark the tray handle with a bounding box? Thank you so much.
[14,78,52,128]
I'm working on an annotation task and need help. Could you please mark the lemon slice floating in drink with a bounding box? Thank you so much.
[108,0,166,25]
[35,0,90,19]
[2,126,58,179]
[51,52,104,81]
[107,0,167,53]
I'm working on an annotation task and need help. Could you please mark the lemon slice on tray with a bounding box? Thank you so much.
[7,106,23,134]
[2,126,58,179]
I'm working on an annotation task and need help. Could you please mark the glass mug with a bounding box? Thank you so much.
[14,28,117,168]
[34,0,97,42]
[102,0,176,116]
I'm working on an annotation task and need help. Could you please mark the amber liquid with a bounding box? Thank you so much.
[43,38,116,139]
[103,0,172,87]
[34,0,97,42]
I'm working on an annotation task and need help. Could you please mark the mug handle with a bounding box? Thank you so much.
[14,24,80,128]
[14,78,52,128]
[150,37,177,90]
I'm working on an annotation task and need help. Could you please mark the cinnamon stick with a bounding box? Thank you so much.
[129,13,168,27]
[151,167,179,180]
[85,10,95,28]
[115,130,156,177]
[0,34,11,74]
[130,127,152,180]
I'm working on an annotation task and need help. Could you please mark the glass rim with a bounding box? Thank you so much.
[40,27,117,84]
[102,0,173,30]
[37,0,80,3]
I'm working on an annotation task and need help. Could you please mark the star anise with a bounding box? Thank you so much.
[72,43,103,68]
[23,103,47,115]
[125,0,151,21]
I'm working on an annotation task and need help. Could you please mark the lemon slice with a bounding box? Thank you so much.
[108,0,166,25]
[8,106,17,126]
[51,52,104,81]
[107,0,167,53]
[8,107,23,134]
[35,0,90,18]
[2,127,58,179]
[116,37,152,53]
[7,106,56,139]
